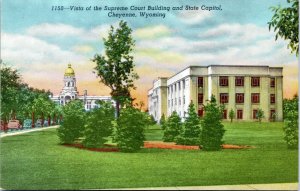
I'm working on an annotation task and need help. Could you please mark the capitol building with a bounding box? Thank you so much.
[50,64,112,110]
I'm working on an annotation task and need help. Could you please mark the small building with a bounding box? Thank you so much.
[51,64,113,110]
[148,65,283,122]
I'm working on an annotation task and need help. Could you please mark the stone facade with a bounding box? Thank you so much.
[50,64,113,110]
[148,65,283,122]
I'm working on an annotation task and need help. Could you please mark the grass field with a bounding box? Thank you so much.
[0,122,298,190]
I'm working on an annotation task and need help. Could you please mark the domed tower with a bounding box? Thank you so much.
[59,64,79,105]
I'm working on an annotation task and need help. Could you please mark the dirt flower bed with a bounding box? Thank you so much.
[143,141,253,150]
[63,141,253,152]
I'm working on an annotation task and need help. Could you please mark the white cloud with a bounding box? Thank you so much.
[179,10,213,25]
[133,25,172,39]
[27,23,84,37]
[1,33,85,67]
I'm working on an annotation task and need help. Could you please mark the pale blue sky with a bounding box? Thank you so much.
[1,0,297,103]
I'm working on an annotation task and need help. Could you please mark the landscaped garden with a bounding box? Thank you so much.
[0,122,297,190]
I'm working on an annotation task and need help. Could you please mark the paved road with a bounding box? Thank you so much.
[0,125,58,138]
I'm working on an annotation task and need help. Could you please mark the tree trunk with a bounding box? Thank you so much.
[53,114,56,125]
[41,113,44,127]
[32,112,35,128]
[116,100,120,118]
[48,115,51,126]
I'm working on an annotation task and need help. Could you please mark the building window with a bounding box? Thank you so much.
[235,77,244,86]
[223,110,227,119]
[87,102,91,110]
[253,109,258,119]
[175,98,177,105]
[219,76,228,86]
[270,94,275,104]
[198,109,204,117]
[198,77,203,87]
[270,109,276,120]
[168,100,170,107]
[236,93,244,103]
[178,82,181,91]
[171,86,173,95]
[251,77,260,87]
[168,87,170,94]
[198,93,203,104]
[183,96,185,105]
[237,110,243,119]
[183,80,185,89]
[270,78,275,88]
[251,93,260,103]
[220,93,229,104]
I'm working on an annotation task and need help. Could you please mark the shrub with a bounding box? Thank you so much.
[160,114,167,130]
[199,95,225,151]
[149,114,157,125]
[163,111,182,142]
[82,101,115,148]
[283,95,298,149]
[114,106,147,152]
[229,109,235,123]
[57,100,86,144]
[256,109,265,122]
[175,101,200,145]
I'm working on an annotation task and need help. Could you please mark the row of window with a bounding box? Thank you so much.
[168,80,186,95]
[198,93,276,104]
[168,96,186,107]
[198,77,276,88]
[198,109,276,120]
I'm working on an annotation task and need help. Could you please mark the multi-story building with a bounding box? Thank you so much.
[50,64,113,110]
[148,78,168,121]
[148,65,283,121]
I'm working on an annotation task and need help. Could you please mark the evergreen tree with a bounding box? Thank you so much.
[114,106,147,152]
[163,111,182,142]
[199,95,225,151]
[175,101,200,145]
[256,109,265,123]
[57,100,86,144]
[160,114,167,130]
[83,101,115,148]
[229,109,235,123]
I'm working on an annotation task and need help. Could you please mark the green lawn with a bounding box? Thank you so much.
[0,122,298,190]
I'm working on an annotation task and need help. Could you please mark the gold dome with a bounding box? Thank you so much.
[64,64,75,76]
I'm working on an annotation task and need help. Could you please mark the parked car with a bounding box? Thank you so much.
[0,120,7,131]
[7,120,22,130]
[23,119,32,129]
[35,119,42,127]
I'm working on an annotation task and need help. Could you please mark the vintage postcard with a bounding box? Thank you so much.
[1,0,298,190]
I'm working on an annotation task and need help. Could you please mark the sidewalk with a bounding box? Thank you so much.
[106,183,298,190]
[0,125,58,138]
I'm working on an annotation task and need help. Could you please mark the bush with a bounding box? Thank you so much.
[149,114,157,125]
[82,101,115,148]
[114,106,147,152]
[256,108,265,122]
[175,101,200,145]
[57,100,86,144]
[160,114,167,130]
[229,109,235,123]
[199,95,225,151]
[283,95,298,149]
[163,111,182,142]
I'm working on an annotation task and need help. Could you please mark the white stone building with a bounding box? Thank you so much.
[148,65,283,122]
[50,64,112,110]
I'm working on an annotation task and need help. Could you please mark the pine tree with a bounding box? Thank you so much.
[160,114,166,130]
[175,101,200,145]
[163,111,182,142]
[199,95,225,151]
